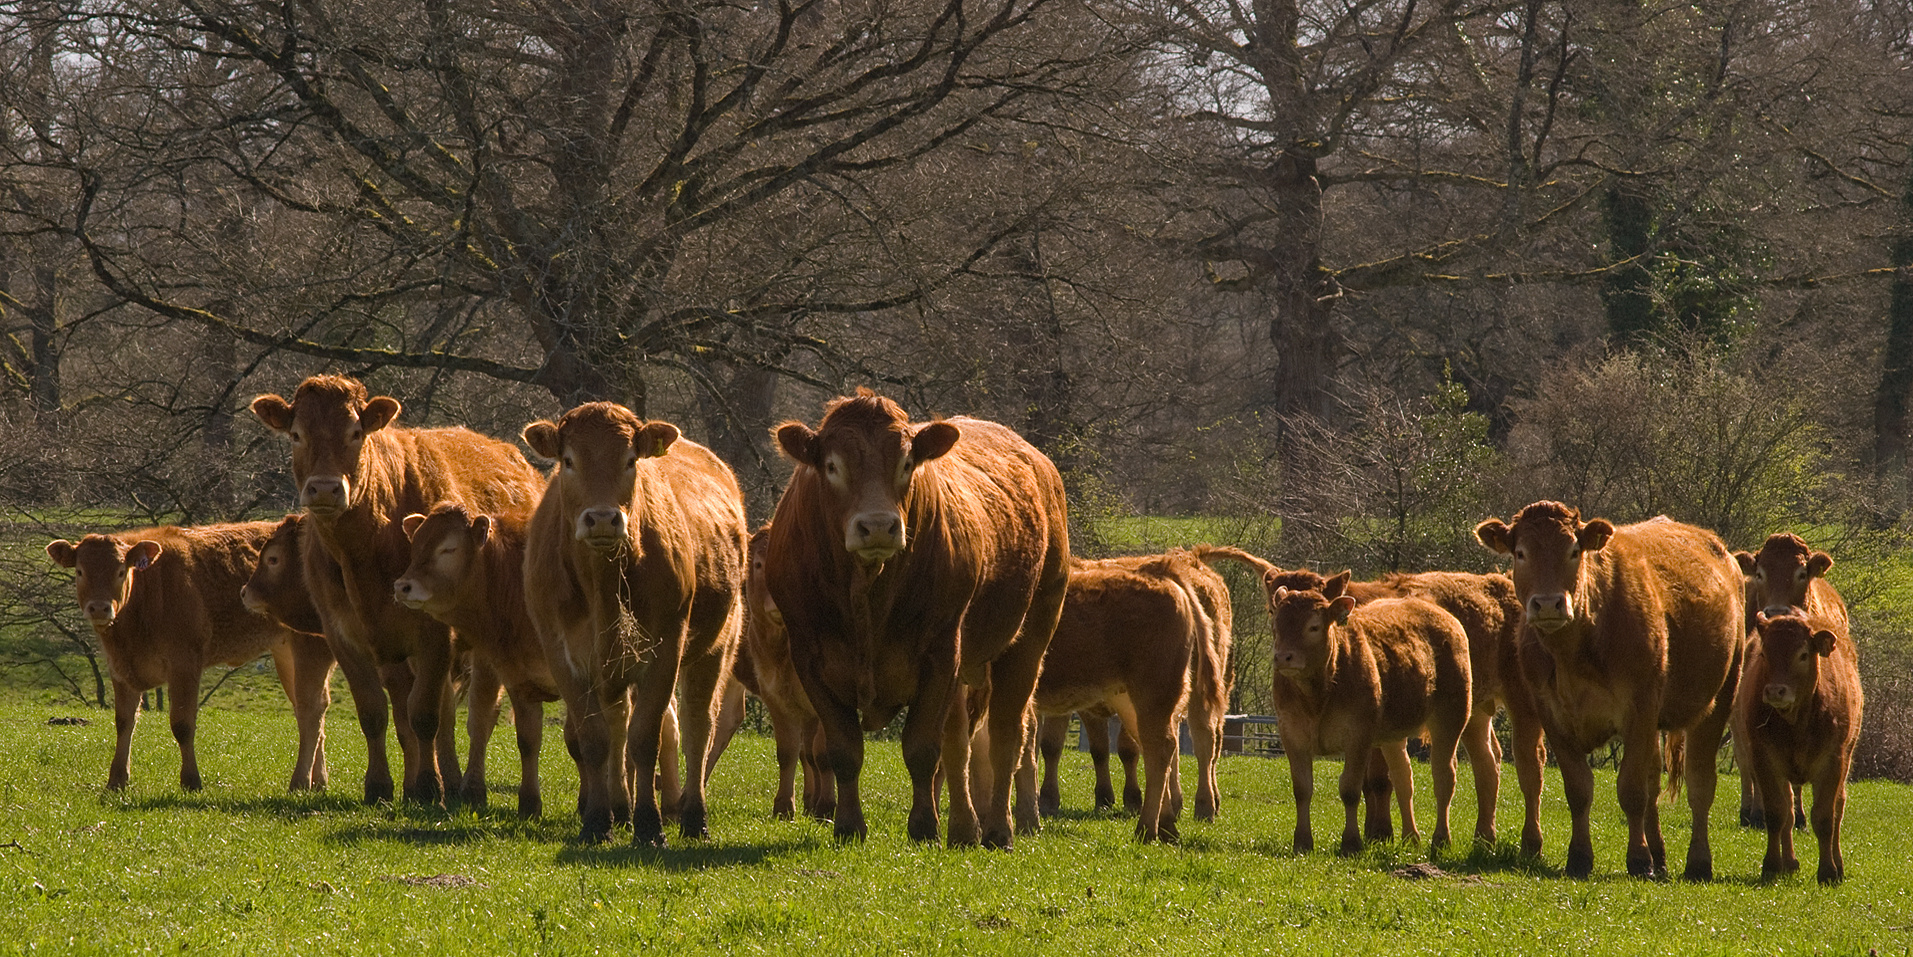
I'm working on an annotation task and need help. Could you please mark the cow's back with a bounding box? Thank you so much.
[119,522,288,673]
[1588,520,1742,729]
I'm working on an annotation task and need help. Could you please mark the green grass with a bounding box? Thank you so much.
[5,695,1912,955]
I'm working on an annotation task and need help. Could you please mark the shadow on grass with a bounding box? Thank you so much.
[556,833,825,870]
[120,791,368,819]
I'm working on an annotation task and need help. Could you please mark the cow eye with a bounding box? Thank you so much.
[1513,549,1525,561]
[266,555,280,567]
[563,455,576,470]
[348,428,362,442]
[290,430,304,445]
[825,461,838,476]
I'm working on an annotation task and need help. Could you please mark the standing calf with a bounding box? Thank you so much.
[1264,574,1472,855]
[47,522,335,792]
[1736,611,1863,883]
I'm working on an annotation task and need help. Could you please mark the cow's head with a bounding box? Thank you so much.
[1476,500,1612,634]
[250,375,401,516]
[1751,610,1837,716]
[240,514,313,630]
[1268,580,1355,678]
[46,533,162,627]
[745,526,784,632]
[1735,533,1833,618]
[772,389,959,567]
[393,504,492,613]
[523,402,678,556]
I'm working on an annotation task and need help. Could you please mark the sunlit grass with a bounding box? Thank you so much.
[5,694,1912,955]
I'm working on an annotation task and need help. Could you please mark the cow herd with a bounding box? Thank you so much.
[42,376,1864,883]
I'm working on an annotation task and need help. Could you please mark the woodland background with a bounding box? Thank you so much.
[5,0,1913,774]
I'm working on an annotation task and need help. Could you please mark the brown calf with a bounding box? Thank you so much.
[240,515,325,637]
[1477,503,1743,879]
[764,390,1070,847]
[1030,553,1221,842]
[252,374,545,805]
[1735,611,1863,883]
[47,522,335,792]
[522,402,745,845]
[1733,533,1846,828]
[1264,579,1472,854]
[727,527,833,821]
[393,503,561,817]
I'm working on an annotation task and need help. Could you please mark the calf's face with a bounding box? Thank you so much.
[1735,534,1832,617]
[46,534,162,627]
[774,393,959,567]
[1752,612,1836,715]
[251,377,401,516]
[524,402,679,556]
[1476,502,1612,634]
[394,508,492,612]
[745,529,783,630]
[241,516,303,619]
[1268,585,1354,679]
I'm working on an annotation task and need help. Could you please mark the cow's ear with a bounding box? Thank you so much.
[637,421,680,458]
[46,540,77,568]
[1272,584,1289,602]
[1807,551,1833,578]
[359,396,401,433]
[1753,610,1772,631]
[471,515,494,546]
[127,540,162,571]
[1577,519,1615,552]
[1475,519,1513,555]
[909,421,960,465]
[1733,551,1756,576]
[1812,630,1838,657]
[1329,595,1356,625]
[401,514,427,539]
[1323,570,1352,599]
[523,420,562,460]
[251,394,294,433]
[775,422,819,467]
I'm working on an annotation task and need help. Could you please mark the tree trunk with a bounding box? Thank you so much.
[700,360,782,520]
[1601,185,1656,346]
[1264,152,1342,429]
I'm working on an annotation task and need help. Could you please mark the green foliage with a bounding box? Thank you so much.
[1504,351,1831,547]
[1280,372,1502,576]
[5,699,1913,954]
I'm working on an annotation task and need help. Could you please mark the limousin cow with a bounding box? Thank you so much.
[764,390,1070,847]
[522,402,745,845]
[1735,611,1863,883]
[1200,547,1543,851]
[1260,575,1472,854]
[1477,502,1743,879]
[252,374,544,804]
[47,522,335,792]
[1029,552,1223,842]
[1733,533,1847,828]
[725,527,833,821]
[393,503,564,817]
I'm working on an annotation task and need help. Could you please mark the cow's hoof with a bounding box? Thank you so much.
[1817,862,1843,885]
[907,808,940,843]
[1338,833,1363,857]
[1565,847,1593,879]
[363,778,394,804]
[1094,784,1115,811]
[981,825,1013,850]
[833,819,868,843]
[1293,829,1313,855]
[679,804,709,840]
[518,789,542,820]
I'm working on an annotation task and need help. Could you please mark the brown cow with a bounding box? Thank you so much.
[1732,532,1845,828]
[1735,611,1863,883]
[47,522,335,792]
[1477,502,1743,879]
[725,527,833,821]
[764,390,1070,847]
[1262,577,1472,855]
[1027,553,1221,842]
[1200,547,1546,852]
[252,374,545,805]
[393,503,561,817]
[522,402,745,845]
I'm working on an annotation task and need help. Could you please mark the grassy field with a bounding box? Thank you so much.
[4,695,1911,956]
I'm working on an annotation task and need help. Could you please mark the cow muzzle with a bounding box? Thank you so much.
[240,585,268,616]
[1271,647,1305,676]
[1525,593,1573,632]
[1763,683,1798,711]
[392,577,431,610]
[845,510,904,566]
[83,600,117,625]
[575,507,628,552]
[301,475,349,513]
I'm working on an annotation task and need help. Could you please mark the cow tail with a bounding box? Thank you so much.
[1661,731,1685,803]
[1192,544,1278,579]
